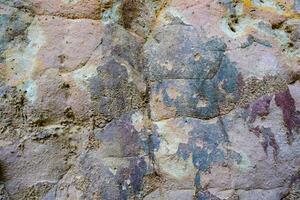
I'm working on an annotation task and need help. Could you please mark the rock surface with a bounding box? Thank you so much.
[0,0,300,199]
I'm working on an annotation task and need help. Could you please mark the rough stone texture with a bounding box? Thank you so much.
[0,0,300,199]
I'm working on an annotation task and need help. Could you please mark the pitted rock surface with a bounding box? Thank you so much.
[0,0,300,200]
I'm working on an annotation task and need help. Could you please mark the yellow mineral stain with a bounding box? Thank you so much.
[149,0,171,32]
[243,0,253,7]
[242,0,300,19]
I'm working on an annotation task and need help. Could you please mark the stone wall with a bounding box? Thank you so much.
[0,0,300,199]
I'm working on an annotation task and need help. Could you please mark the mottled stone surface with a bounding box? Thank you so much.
[0,0,300,199]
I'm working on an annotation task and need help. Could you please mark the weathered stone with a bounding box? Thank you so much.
[0,0,102,19]
[0,0,300,199]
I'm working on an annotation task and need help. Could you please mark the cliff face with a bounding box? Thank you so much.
[0,0,300,199]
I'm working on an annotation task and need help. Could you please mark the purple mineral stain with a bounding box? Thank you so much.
[261,127,279,160]
[275,89,300,144]
[249,126,262,137]
[250,126,279,160]
[249,95,273,123]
